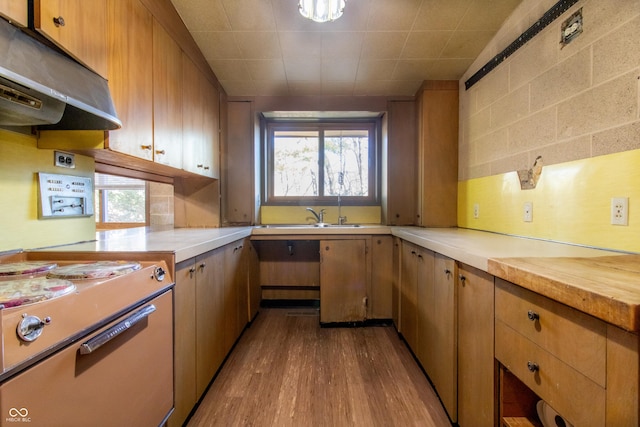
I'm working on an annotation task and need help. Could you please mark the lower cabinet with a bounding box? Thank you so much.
[255,235,390,324]
[247,241,261,321]
[170,238,256,427]
[429,254,458,421]
[223,240,248,353]
[457,263,495,427]
[391,237,402,328]
[399,241,424,351]
[495,278,638,427]
[320,239,368,323]
[171,255,198,427]
[195,248,225,396]
[398,241,493,425]
[369,236,393,319]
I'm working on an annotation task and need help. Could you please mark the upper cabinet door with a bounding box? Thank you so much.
[106,0,153,160]
[182,54,220,178]
[182,54,205,176]
[202,80,219,179]
[0,1,28,26]
[33,0,108,78]
[152,18,183,169]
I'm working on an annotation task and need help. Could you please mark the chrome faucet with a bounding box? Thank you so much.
[337,193,347,225]
[306,207,325,224]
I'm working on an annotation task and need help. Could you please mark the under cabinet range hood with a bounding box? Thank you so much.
[0,18,121,130]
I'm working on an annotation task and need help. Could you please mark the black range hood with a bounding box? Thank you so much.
[0,18,121,130]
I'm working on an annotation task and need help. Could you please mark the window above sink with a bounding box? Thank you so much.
[262,115,381,207]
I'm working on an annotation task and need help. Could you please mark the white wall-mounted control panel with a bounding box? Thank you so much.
[38,173,94,218]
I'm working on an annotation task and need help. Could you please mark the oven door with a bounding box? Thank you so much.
[0,290,173,427]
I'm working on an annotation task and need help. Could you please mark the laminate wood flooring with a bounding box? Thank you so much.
[187,308,451,427]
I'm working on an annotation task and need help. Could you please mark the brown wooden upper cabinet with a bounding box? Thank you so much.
[385,82,458,227]
[106,0,153,160]
[416,81,459,227]
[182,54,220,179]
[0,1,28,26]
[33,0,108,78]
[153,18,183,170]
[386,100,417,225]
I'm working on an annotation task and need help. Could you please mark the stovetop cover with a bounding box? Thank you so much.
[0,262,58,277]
[46,261,142,280]
[0,277,75,308]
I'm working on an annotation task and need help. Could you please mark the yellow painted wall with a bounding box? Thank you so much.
[0,130,96,251]
[260,205,381,225]
[458,149,640,253]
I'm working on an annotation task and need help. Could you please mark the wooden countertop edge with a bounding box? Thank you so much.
[488,258,640,332]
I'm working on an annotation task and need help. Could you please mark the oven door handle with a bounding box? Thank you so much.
[79,304,156,355]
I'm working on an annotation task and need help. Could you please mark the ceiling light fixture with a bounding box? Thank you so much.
[298,0,346,23]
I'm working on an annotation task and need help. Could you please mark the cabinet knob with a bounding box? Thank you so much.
[141,144,152,150]
[199,263,206,270]
[444,269,451,275]
[204,166,210,170]
[53,16,65,27]
[458,274,466,284]
[197,164,203,168]
[527,310,539,321]
[155,149,165,155]
[527,361,539,372]
[189,267,196,276]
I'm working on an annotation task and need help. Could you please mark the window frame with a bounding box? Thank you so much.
[94,173,149,230]
[262,118,381,206]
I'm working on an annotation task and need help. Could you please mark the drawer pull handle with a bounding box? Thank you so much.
[527,361,539,372]
[80,304,156,354]
[527,310,540,321]
[53,16,65,27]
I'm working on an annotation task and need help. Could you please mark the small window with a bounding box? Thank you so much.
[94,173,147,229]
[265,120,379,205]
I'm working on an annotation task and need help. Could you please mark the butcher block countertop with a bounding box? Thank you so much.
[488,255,640,332]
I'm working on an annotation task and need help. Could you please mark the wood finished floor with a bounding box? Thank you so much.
[187,308,451,427]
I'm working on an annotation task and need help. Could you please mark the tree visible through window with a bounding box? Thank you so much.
[324,129,369,197]
[94,173,146,228]
[266,121,378,205]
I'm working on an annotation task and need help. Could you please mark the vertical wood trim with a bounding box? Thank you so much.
[606,325,639,425]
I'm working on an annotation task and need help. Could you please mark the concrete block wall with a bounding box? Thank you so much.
[459,0,640,181]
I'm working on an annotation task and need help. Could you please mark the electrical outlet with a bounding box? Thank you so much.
[523,202,533,222]
[611,197,629,226]
[54,151,75,168]
[473,203,479,219]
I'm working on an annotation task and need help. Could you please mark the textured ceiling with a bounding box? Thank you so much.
[170,0,523,97]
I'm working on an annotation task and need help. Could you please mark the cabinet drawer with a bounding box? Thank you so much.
[496,320,605,427]
[495,278,606,386]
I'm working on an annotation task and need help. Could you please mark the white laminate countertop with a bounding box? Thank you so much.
[392,227,619,272]
[31,225,621,270]
[33,227,252,263]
